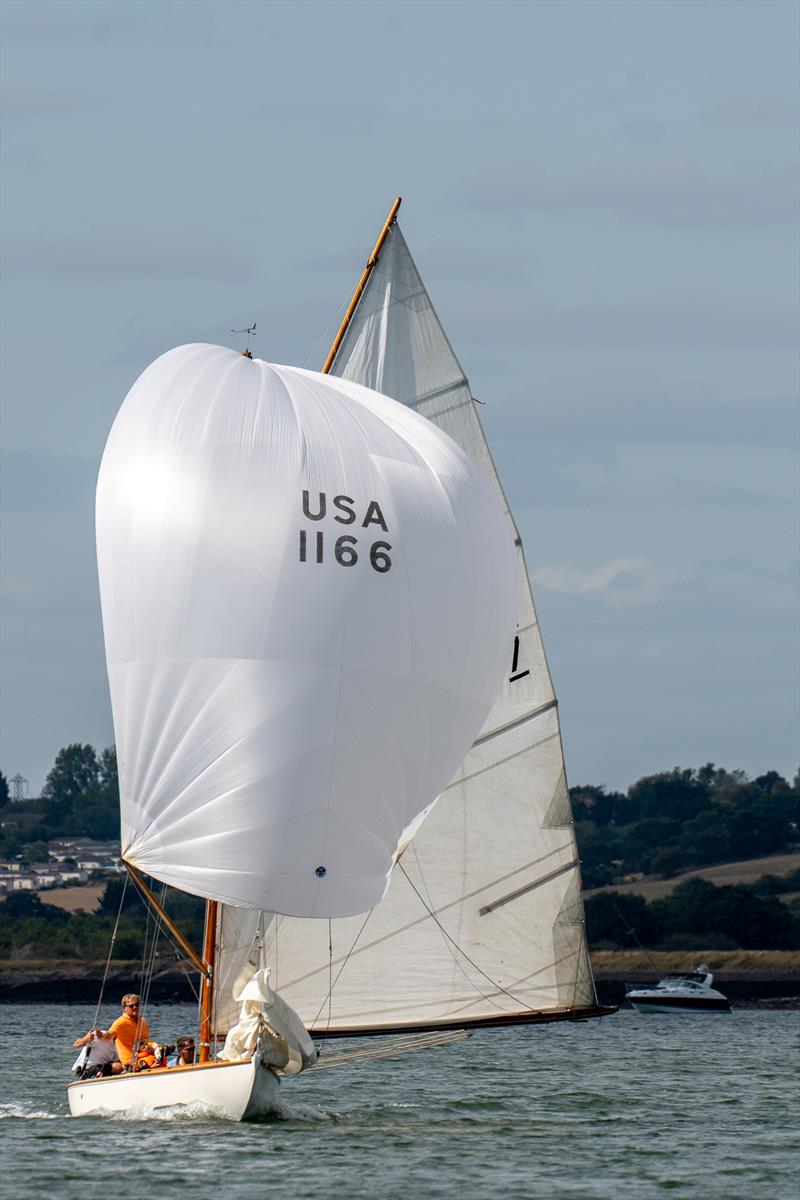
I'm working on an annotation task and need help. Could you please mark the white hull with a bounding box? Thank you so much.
[626,967,731,1014]
[67,1056,280,1121]
[628,999,730,1014]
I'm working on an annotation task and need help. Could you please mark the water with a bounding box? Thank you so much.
[0,1004,797,1199]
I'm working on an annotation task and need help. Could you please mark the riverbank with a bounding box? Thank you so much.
[2,950,799,1006]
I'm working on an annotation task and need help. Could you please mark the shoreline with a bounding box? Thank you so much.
[2,952,798,1008]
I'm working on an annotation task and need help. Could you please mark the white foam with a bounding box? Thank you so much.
[272,1099,342,1122]
[90,1101,233,1122]
[0,1102,58,1120]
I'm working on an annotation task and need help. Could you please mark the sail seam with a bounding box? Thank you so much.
[404,380,469,411]
[478,859,579,916]
[471,698,558,749]
[444,729,560,792]
[408,397,474,425]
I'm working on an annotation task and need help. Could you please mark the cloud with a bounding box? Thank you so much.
[1,0,214,58]
[451,289,798,349]
[499,384,799,451]
[703,98,799,127]
[533,557,678,600]
[257,102,381,137]
[515,475,791,513]
[1,232,257,283]
[0,79,108,118]
[0,450,95,513]
[0,1,162,44]
[621,119,670,144]
[460,157,799,230]
[1,146,44,168]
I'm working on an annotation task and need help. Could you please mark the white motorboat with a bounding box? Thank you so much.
[626,966,731,1013]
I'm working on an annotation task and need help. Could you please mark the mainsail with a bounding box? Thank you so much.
[212,217,600,1035]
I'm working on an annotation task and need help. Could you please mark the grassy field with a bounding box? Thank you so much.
[40,884,105,913]
[590,949,800,975]
[587,851,800,903]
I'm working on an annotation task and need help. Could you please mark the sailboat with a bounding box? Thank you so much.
[68,200,614,1120]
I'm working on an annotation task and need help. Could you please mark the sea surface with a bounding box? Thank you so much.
[0,1003,797,1200]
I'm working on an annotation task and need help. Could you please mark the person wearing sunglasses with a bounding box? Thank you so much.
[73,993,151,1075]
[166,1037,196,1068]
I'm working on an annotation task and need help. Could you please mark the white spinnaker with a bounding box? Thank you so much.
[251,224,594,1029]
[97,347,518,919]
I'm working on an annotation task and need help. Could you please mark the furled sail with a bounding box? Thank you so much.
[250,221,597,1031]
[97,346,518,919]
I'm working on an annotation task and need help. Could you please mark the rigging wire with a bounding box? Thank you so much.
[309,906,375,1039]
[307,1029,469,1072]
[324,918,333,1038]
[132,883,156,1054]
[134,880,169,1058]
[406,844,514,1016]
[396,861,538,1013]
[302,282,355,370]
[90,873,130,1032]
[613,902,661,974]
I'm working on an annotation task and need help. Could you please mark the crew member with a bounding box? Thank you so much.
[73,993,151,1074]
[167,1037,196,1067]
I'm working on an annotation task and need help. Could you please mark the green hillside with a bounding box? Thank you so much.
[0,751,798,957]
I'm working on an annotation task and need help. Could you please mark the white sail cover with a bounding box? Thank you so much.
[247,223,595,1029]
[96,346,518,918]
[218,967,317,1075]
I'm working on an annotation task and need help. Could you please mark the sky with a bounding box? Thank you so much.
[1,0,798,796]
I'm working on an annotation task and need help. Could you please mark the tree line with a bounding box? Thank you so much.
[0,884,205,961]
[0,744,119,859]
[571,764,798,888]
[5,747,795,877]
[585,875,800,952]
[0,747,798,957]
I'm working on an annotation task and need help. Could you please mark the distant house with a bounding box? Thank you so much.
[49,838,120,875]
[29,867,60,887]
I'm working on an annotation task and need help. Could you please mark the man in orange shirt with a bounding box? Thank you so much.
[73,994,151,1074]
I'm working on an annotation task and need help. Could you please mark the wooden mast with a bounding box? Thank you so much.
[198,899,219,1063]
[321,196,401,375]
[124,861,207,976]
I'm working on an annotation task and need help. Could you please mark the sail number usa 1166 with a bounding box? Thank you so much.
[299,491,392,573]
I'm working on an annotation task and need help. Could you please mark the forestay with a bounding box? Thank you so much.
[97,347,518,919]
[244,222,595,1031]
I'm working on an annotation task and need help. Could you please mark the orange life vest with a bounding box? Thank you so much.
[134,1042,162,1070]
